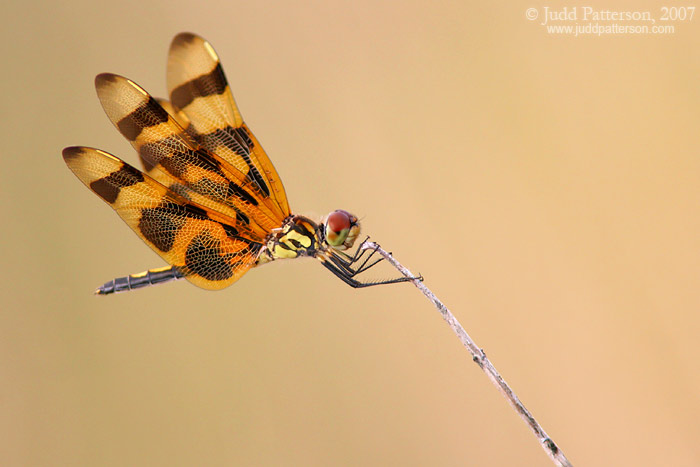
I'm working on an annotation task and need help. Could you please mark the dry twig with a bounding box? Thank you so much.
[361,241,572,467]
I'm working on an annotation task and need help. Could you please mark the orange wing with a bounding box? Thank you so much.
[63,147,262,290]
[95,73,283,238]
[166,32,291,221]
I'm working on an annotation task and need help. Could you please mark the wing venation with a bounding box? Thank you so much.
[167,32,291,220]
[62,146,262,290]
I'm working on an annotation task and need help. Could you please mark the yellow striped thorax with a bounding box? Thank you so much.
[265,215,320,260]
[262,211,362,262]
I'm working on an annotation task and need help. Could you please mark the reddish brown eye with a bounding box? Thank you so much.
[327,210,351,233]
[325,210,361,250]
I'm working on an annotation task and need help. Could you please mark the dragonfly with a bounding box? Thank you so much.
[63,32,420,294]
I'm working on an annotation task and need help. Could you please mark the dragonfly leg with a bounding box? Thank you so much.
[330,241,384,276]
[320,258,420,288]
[321,247,422,288]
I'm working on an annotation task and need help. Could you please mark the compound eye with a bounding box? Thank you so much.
[325,210,358,249]
[327,210,351,233]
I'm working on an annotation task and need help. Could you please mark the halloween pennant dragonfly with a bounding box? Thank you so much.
[63,33,419,294]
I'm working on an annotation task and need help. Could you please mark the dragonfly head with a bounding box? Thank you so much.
[324,210,361,250]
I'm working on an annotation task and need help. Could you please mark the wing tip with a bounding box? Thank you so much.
[95,72,151,114]
[171,32,203,49]
[63,146,118,165]
[62,146,85,163]
[94,72,120,89]
[95,73,145,94]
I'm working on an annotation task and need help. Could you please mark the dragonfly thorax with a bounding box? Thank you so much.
[264,210,361,262]
[264,215,321,261]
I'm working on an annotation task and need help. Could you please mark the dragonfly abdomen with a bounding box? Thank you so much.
[95,265,184,295]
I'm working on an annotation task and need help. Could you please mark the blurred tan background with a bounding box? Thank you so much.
[2,1,698,465]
